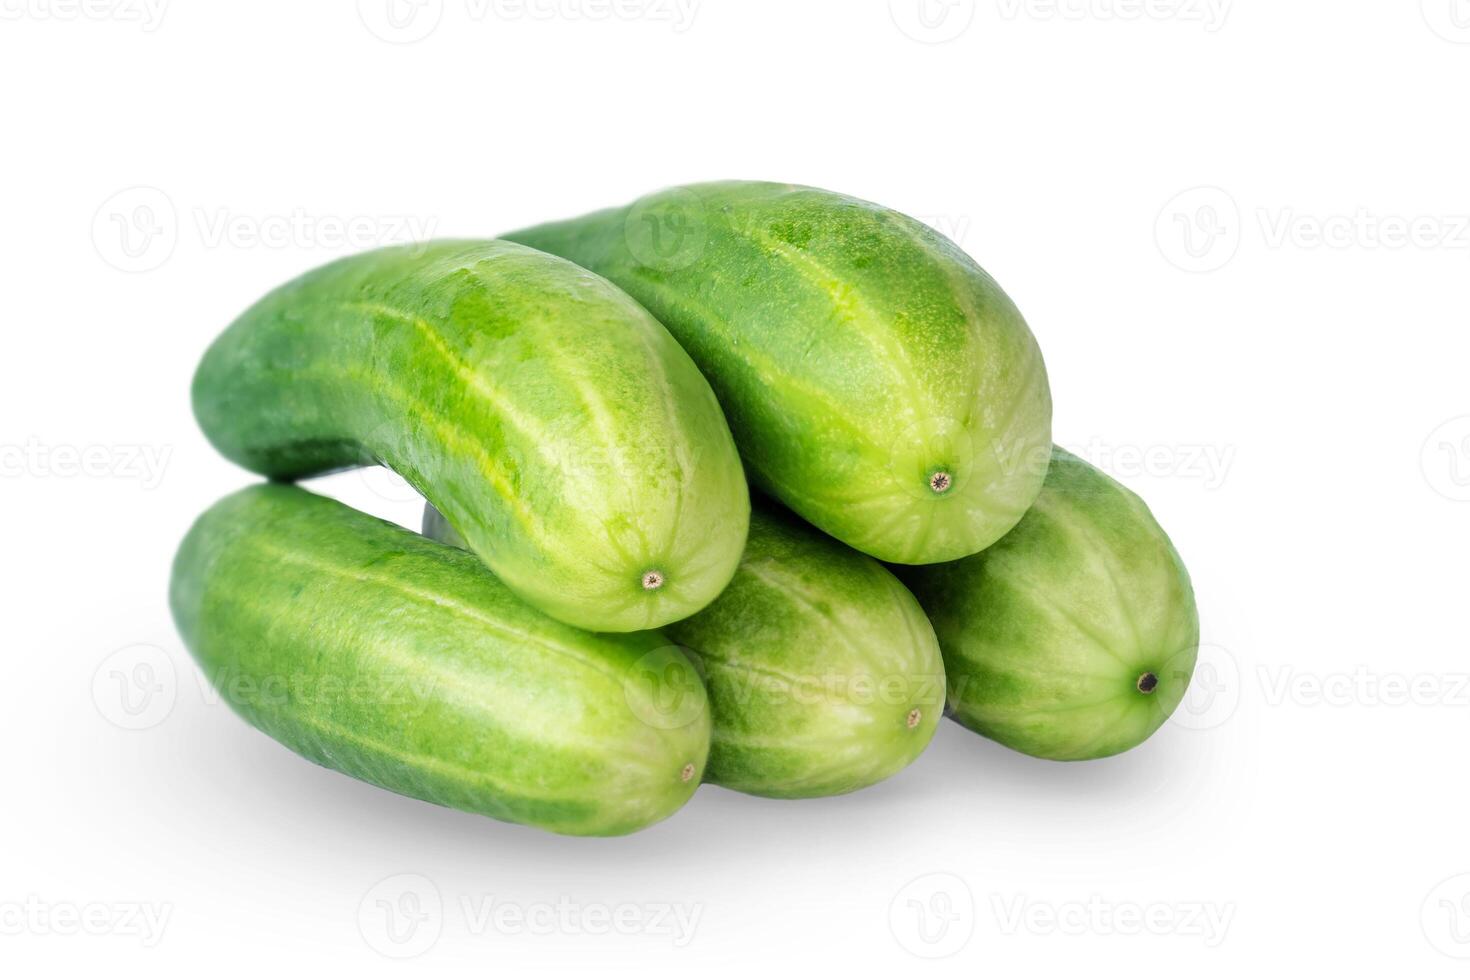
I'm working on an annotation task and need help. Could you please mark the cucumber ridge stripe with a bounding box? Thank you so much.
[251,540,630,691]
[463,265,649,557]
[1027,489,1150,656]
[731,219,937,431]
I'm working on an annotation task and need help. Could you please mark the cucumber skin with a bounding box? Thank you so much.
[898,448,1199,761]
[192,240,750,633]
[171,485,710,837]
[427,503,946,798]
[505,182,1053,565]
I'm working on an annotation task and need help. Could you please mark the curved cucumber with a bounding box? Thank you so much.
[427,502,945,798]
[505,182,1052,565]
[192,240,749,633]
[171,485,710,837]
[898,447,1199,761]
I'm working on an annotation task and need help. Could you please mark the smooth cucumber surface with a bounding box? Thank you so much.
[898,447,1199,761]
[192,240,749,632]
[171,485,710,837]
[427,502,945,798]
[506,182,1053,565]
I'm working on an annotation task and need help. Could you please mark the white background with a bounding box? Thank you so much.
[4,0,1468,974]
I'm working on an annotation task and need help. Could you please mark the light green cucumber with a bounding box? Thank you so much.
[171,485,710,837]
[505,181,1052,565]
[897,447,1199,761]
[427,502,945,798]
[192,240,749,633]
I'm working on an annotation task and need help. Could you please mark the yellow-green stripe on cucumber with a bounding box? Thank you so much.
[171,485,711,837]
[427,502,946,798]
[505,181,1053,565]
[898,447,1199,761]
[192,240,750,633]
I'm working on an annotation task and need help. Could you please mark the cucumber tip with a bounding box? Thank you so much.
[906,708,923,729]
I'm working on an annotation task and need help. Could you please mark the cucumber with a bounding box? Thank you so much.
[897,447,1199,761]
[427,502,945,798]
[505,182,1053,565]
[192,240,749,633]
[171,485,710,837]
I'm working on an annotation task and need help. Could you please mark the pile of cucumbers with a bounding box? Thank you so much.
[173,181,1199,836]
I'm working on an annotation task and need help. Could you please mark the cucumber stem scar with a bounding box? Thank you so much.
[680,763,695,782]
[906,708,922,729]
[641,570,665,591]
[928,471,952,494]
[1137,672,1159,694]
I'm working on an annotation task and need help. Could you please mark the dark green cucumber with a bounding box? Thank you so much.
[427,502,945,798]
[192,240,749,633]
[898,447,1199,761]
[505,182,1052,565]
[171,485,710,837]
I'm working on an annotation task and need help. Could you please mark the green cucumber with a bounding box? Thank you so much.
[505,181,1053,565]
[897,447,1199,761]
[427,502,946,798]
[171,485,710,837]
[192,240,749,633]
